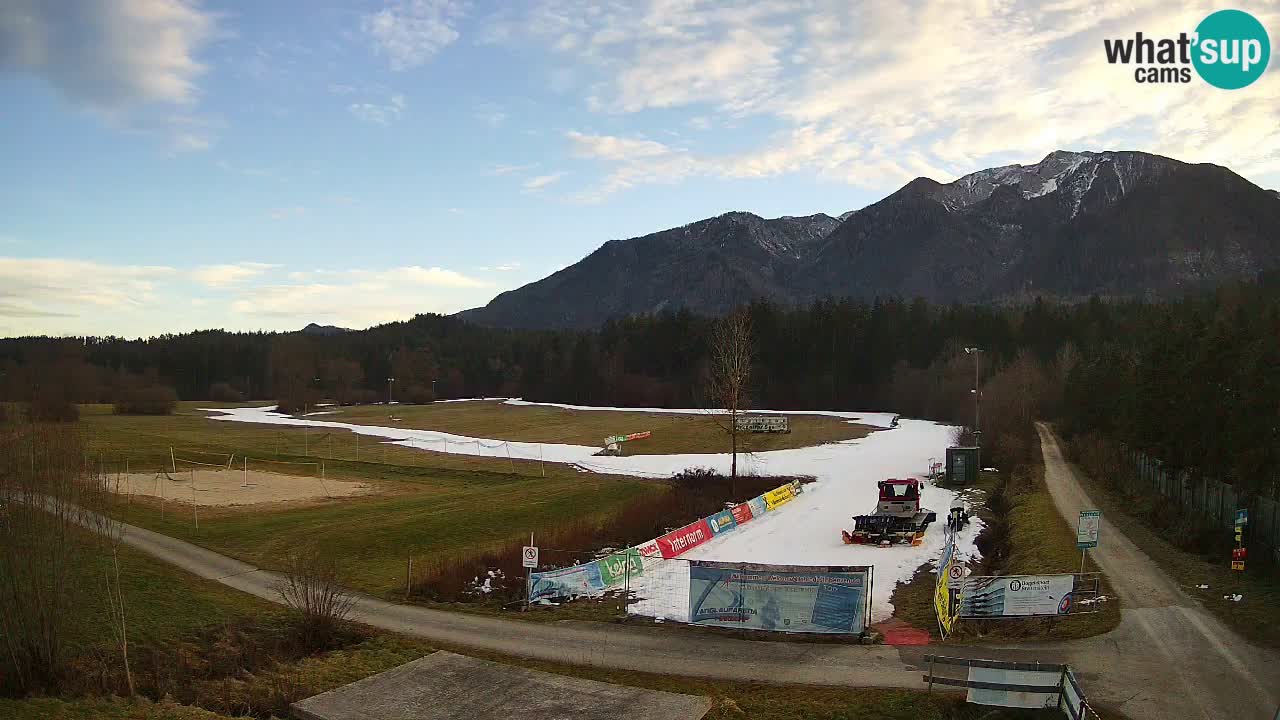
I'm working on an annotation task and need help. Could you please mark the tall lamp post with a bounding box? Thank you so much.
[964,347,983,470]
[387,377,395,405]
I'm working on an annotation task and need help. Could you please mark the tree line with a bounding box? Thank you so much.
[3,277,1278,495]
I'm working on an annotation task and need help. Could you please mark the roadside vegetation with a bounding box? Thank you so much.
[1065,433,1280,648]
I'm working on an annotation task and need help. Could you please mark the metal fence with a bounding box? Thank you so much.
[923,655,1095,719]
[1120,447,1280,565]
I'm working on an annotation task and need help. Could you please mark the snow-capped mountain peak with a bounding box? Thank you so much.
[929,150,1178,216]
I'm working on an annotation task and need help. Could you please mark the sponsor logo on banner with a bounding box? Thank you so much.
[657,518,713,558]
[528,562,605,602]
[708,509,737,534]
[688,562,870,634]
[636,539,661,557]
[598,548,643,587]
[764,484,796,510]
[748,495,768,518]
[731,502,754,525]
[959,574,1075,618]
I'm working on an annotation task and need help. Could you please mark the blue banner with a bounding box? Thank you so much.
[688,562,869,634]
[747,495,768,519]
[707,509,737,534]
[529,562,605,602]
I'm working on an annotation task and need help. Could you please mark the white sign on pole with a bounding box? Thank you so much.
[1076,510,1101,549]
[522,546,539,568]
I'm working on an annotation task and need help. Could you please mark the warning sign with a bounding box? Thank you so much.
[522,546,539,568]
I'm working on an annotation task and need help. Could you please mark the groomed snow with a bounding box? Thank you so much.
[201,402,981,621]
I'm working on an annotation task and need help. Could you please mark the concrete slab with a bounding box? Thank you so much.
[291,651,712,720]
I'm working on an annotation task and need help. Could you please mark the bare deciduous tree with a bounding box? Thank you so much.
[705,308,753,495]
[276,548,356,647]
[0,415,112,693]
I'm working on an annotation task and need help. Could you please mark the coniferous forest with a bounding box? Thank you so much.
[3,275,1279,497]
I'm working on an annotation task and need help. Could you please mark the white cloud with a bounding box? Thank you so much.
[0,0,219,149]
[0,258,501,337]
[522,172,565,190]
[479,262,521,271]
[363,0,464,70]
[492,0,1280,196]
[349,94,407,124]
[191,262,276,288]
[491,162,538,175]
[566,131,677,161]
[269,206,307,220]
[0,257,175,320]
[230,265,494,327]
[0,0,216,109]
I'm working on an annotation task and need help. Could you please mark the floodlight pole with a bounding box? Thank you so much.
[965,347,983,470]
[387,377,395,405]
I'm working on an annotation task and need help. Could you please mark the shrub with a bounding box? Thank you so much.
[27,393,79,423]
[401,383,435,404]
[276,549,356,649]
[114,385,177,415]
[208,382,244,403]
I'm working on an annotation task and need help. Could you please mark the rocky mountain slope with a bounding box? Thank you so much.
[461,151,1280,329]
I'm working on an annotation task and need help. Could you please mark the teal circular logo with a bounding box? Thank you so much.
[1193,10,1270,89]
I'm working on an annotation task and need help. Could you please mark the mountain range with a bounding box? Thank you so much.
[460,150,1280,329]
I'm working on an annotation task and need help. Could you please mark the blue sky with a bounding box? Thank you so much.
[2,0,1279,338]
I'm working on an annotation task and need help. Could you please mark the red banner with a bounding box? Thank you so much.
[657,518,713,558]
[636,539,662,557]
[731,503,754,525]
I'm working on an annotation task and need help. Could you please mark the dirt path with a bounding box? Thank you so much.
[88,426,1280,718]
[1030,423,1280,719]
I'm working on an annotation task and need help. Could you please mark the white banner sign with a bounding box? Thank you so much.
[521,546,539,569]
[960,575,1076,617]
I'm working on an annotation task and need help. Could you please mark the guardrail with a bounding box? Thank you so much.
[923,655,1093,719]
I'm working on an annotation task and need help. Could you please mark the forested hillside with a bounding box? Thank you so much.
[3,276,1279,495]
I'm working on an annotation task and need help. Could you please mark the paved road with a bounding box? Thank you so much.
[100,426,1280,719]
[1027,423,1280,720]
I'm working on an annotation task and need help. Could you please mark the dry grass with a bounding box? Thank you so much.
[325,400,873,454]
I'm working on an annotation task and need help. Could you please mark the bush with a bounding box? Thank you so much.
[114,385,177,415]
[276,549,356,649]
[208,382,244,402]
[27,394,79,422]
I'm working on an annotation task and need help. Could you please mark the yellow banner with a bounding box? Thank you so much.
[934,559,959,636]
[764,484,795,510]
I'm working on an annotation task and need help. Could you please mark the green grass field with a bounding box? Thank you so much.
[324,399,872,454]
[82,403,664,599]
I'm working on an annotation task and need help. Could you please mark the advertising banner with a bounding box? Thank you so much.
[707,509,737,534]
[748,495,768,519]
[656,518,714,558]
[764,484,796,510]
[730,502,754,525]
[636,538,661,558]
[934,550,960,636]
[688,562,869,634]
[598,548,643,588]
[528,562,605,602]
[734,415,789,433]
[960,575,1076,618]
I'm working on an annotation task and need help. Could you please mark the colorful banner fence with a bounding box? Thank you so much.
[527,479,805,603]
[688,561,871,634]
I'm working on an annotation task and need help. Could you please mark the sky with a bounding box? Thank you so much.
[2,0,1279,339]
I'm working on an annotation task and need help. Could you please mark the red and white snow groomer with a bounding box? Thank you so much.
[841,478,937,547]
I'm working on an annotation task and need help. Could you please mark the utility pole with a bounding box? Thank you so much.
[964,347,983,470]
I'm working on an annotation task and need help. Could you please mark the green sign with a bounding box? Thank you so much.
[598,548,643,587]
